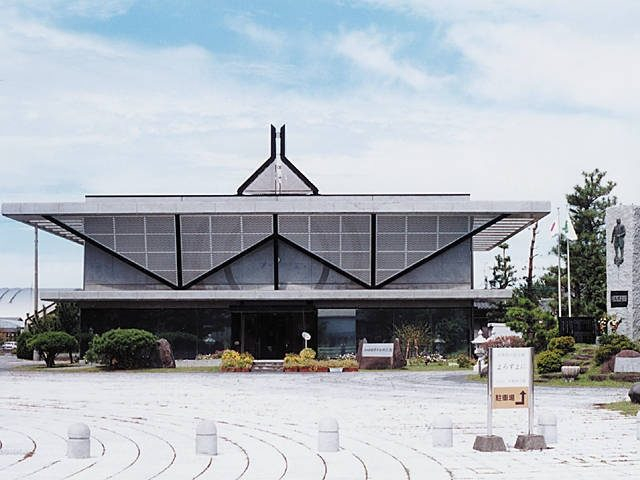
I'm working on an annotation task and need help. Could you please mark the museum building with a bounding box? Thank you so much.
[2,126,549,359]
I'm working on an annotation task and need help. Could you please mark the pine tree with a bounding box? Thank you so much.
[565,169,616,317]
[490,243,516,289]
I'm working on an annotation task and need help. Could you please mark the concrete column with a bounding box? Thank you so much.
[196,420,218,455]
[318,418,339,452]
[67,423,90,459]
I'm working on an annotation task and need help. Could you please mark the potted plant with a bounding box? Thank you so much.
[315,359,330,372]
[342,358,359,372]
[284,353,300,372]
[220,349,241,372]
[238,352,254,372]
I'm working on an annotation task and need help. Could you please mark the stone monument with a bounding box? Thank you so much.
[606,206,640,340]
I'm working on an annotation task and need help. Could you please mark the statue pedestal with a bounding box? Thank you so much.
[606,206,640,340]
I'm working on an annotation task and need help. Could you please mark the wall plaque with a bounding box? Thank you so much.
[611,290,629,308]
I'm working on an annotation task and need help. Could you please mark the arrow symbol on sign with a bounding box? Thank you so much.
[515,390,526,405]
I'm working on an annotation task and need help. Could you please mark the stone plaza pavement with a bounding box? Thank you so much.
[1,360,638,479]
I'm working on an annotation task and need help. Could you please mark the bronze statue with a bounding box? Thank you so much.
[611,218,626,266]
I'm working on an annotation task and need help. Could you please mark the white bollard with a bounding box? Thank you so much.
[636,411,640,441]
[67,423,90,459]
[538,413,558,445]
[196,420,218,455]
[432,416,453,448]
[318,418,339,452]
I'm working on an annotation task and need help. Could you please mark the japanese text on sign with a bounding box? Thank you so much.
[361,343,394,358]
[491,347,531,388]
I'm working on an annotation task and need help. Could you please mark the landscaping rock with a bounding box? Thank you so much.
[153,339,176,368]
[356,338,406,369]
[629,383,640,404]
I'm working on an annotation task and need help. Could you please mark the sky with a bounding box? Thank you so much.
[1,0,639,290]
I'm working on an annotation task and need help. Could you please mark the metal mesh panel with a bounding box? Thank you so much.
[279,215,309,233]
[279,214,371,283]
[376,214,470,283]
[84,217,113,234]
[115,234,145,253]
[407,215,437,233]
[114,216,145,233]
[180,214,273,283]
[80,215,178,285]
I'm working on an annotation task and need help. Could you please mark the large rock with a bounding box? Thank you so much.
[153,338,176,368]
[356,338,406,369]
[628,383,640,404]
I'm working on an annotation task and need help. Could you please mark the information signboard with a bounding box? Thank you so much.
[361,343,393,358]
[487,347,534,435]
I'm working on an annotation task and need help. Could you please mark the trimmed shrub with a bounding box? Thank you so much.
[16,330,34,360]
[27,331,78,367]
[595,334,638,364]
[547,336,576,355]
[537,350,563,374]
[300,348,316,360]
[86,328,157,369]
[455,353,475,369]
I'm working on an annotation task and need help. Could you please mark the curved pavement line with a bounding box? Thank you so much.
[235,430,288,480]
[351,452,368,480]
[0,428,37,471]
[18,460,62,479]
[192,457,212,480]
[99,426,142,480]
[62,435,107,479]
[219,420,327,480]
[95,417,177,480]
[345,436,410,480]
[18,426,67,479]
[392,439,454,480]
[219,435,250,480]
[227,419,365,480]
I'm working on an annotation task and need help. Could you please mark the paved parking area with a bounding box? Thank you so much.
[1,358,638,479]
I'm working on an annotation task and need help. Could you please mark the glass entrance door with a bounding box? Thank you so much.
[231,309,317,359]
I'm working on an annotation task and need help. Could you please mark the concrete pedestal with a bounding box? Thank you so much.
[606,206,640,340]
[473,435,506,452]
[514,434,546,451]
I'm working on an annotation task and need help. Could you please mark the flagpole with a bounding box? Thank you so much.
[557,208,562,319]
[567,234,572,317]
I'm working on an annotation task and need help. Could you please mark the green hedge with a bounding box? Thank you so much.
[86,328,157,369]
[547,336,575,355]
[594,334,639,365]
[27,331,78,367]
[537,350,563,374]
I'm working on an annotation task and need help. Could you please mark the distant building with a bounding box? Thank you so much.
[0,288,52,340]
[2,126,549,358]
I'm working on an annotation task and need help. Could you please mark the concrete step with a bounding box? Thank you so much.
[252,360,284,372]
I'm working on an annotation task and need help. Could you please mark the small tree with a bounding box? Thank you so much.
[27,331,78,367]
[393,321,430,359]
[504,294,557,352]
[491,243,516,289]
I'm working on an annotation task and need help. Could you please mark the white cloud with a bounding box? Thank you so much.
[224,15,284,49]
[333,29,445,89]
[0,5,639,289]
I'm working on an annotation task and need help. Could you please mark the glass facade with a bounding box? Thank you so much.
[81,308,232,359]
[81,305,471,359]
